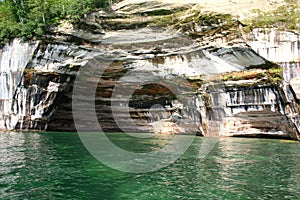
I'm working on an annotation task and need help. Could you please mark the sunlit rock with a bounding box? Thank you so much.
[0,1,299,140]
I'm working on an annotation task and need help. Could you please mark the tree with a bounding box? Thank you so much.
[0,0,115,44]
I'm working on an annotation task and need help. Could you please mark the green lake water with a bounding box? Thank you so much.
[0,132,299,199]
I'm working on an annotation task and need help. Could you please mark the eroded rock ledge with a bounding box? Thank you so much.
[0,1,299,140]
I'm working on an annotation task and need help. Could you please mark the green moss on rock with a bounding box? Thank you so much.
[222,66,283,86]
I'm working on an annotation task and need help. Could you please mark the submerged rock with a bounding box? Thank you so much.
[0,1,299,140]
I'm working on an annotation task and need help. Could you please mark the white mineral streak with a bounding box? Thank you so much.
[0,39,38,130]
[249,29,300,63]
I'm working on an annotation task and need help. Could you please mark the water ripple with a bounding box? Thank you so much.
[0,132,299,199]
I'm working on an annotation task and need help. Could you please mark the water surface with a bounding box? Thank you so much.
[0,132,299,199]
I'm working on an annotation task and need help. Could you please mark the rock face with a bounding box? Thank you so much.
[249,29,300,63]
[113,0,290,19]
[0,1,299,140]
[248,29,300,99]
[0,40,38,130]
[247,28,300,139]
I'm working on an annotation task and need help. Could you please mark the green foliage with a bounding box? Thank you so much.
[267,67,283,84]
[0,0,118,45]
[222,66,283,86]
[245,1,300,30]
[150,8,234,35]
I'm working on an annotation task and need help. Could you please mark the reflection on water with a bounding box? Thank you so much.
[0,132,299,199]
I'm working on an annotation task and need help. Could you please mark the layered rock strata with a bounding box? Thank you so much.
[0,1,299,140]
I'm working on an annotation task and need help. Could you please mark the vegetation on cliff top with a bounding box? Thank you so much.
[0,0,119,44]
[0,0,299,45]
[222,66,283,85]
[244,0,300,31]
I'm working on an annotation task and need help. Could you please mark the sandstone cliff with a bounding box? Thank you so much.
[0,1,299,140]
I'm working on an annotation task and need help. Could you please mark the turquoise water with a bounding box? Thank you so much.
[0,132,299,199]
